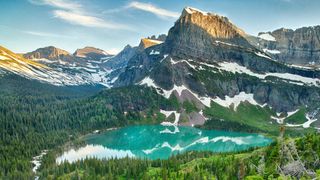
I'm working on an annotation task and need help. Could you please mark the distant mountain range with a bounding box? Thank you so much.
[0,7,320,129]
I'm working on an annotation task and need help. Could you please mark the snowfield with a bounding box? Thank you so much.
[210,61,320,87]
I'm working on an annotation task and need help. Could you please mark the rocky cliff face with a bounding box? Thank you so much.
[164,7,253,60]
[257,26,320,65]
[23,46,73,61]
[73,46,111,60]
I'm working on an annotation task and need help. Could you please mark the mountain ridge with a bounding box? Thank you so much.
[256,25,320,66]
[23,46,73,61]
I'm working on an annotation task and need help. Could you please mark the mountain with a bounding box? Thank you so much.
[1,45,120,87]
[115,7,320,130]
[0,46,92,86]
[73,46,111,60]
[100,45,139,85]
[22,46,119,87]
[256,26,320,66]
[1,7,320,131]
[102,45,138,70]
[23,46,73,61]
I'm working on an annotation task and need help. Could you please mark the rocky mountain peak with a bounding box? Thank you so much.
[164,7,253,59]
[73,46,110,59]
[138,38,163,50]
[23,46,71,60]
[179,7,246,39]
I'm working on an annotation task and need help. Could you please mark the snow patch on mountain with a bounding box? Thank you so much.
[216,61,320,87]
[263,48,281,54]
[139,76,264,109]
[213,92,262,111]
[215,40,239,47]
[184,7,209,16]
[150,50,160,55]
[160,109,180,125]
[170,58,197,70]
[255,52,272,59]
[286,108,319,128]
[258,33,276,41]
[271,109,299,124]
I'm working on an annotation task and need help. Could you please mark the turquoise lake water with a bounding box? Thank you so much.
[56,125,272,163]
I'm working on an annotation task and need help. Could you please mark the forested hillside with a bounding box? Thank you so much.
[0,75,177,179]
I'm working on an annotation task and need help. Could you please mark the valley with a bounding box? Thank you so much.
[1,3,320,180]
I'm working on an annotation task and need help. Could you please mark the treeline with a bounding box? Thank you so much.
[40,133,320,179]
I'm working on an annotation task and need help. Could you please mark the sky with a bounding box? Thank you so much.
[1,0,320,54]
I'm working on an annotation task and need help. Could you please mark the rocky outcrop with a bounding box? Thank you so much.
[138,38,163,50]
[23,46,73,61]
[164,7,253,59]
[257,26,320,65]
[73,46,111,60]
[148,34,167,41]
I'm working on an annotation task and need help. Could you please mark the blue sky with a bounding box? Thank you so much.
[1,0,320,54]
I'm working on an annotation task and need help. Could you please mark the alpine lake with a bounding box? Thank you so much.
[56,125,272,163]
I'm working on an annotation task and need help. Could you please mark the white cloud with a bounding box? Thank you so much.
[24,30,75,38]
[29,0,129,29]
[43,0,81,11]
[53,10,128,29]
[127,1,179,19]
[28,0,81,11]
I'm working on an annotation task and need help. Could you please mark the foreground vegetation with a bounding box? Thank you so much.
[40,133,320,179]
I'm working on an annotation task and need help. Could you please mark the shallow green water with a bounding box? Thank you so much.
[57,125,272,163]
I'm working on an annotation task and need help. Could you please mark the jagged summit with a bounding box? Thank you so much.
[164,7,253,59]
[180,7,246,38]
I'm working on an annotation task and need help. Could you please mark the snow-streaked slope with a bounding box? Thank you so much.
[139,76,264,109]
[0,46,112,86]
[178,58,320,87]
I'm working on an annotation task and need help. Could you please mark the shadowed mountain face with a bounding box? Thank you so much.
[256,26,320,66]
